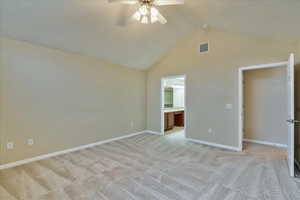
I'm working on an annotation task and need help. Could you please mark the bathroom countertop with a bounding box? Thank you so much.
[163,107,184,113]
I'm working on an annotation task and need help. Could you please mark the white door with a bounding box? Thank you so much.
[287,53,295,177]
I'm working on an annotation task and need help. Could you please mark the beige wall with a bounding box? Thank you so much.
[0,31,298,165]
[295,40,300,161]
[147,29,297,148]
[297,40,300,61]
[244,68,287,145]
[0,38,146,165]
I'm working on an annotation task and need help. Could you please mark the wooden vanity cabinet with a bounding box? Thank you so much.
[174,111,184,126]
[164,112,174,131]
[164,110,184,131]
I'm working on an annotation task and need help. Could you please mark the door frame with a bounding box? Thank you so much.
[238,61,289,151]
[161,75,187,137]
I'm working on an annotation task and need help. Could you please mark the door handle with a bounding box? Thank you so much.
[287,119,300,124]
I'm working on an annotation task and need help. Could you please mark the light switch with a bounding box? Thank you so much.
[28,139,34,146]
[7,142,14,150]
[226,104,233,109]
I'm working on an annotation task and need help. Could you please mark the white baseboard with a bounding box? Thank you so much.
[144,130,163,135]
[243,139,287,148]
[186,138,241,151]
[0,131,145,170]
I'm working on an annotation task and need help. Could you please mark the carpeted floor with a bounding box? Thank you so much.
[0,132,300,200]
[164,126,185,135]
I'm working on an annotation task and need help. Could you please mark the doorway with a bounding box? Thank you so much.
[238,54,296,177]
[161,75,186,138]
[243,67,288,147]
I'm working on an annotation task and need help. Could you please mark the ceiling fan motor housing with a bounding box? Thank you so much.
[140,0,154,6]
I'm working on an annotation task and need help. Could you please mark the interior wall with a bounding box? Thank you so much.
[147,29,297,148]
[297,40,300,61]
[0,38,146,165]
[295,40,300,162]
[244,67,287,145]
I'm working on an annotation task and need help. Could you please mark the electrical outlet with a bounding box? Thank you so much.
[130,121,134,128]
[28,139,34,146]
[208,128,212,133]
[7,142,14,150]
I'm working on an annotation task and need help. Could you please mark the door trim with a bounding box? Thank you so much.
[287,53,295,177]
[238,61,288,152]
[238,53,295,177]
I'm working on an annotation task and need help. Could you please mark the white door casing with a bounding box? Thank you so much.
[238,54,295,177]
[287,53,295,177]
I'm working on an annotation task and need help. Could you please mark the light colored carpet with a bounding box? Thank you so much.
[0,133,300,200]
[165,126,184,135]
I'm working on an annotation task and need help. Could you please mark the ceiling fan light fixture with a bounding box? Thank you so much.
[110,0,184,25]
[150,7,159,16]
[141,16,149,24]
[139,5,148,16]
[133,11,141,21]
[151,15,158,23]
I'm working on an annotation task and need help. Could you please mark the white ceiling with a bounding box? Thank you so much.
[1,0,300,69]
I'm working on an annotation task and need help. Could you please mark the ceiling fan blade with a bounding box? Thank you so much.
[154,0,184,6]
[108,0,138,4]
[157,12,167,24]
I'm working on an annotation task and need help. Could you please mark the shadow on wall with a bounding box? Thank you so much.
[295,63,300,162]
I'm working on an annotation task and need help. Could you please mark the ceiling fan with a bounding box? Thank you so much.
[108,0,184,25]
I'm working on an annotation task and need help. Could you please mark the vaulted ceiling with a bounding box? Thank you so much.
[1,0,300,69]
